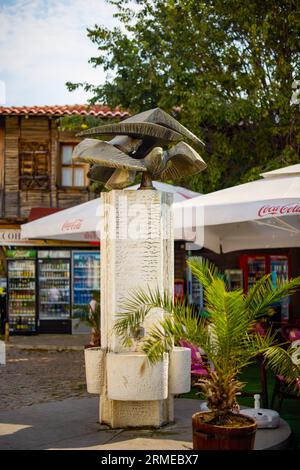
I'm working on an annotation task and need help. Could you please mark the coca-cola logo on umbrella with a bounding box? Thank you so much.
[258,203,300,218]
[61,219,83,231]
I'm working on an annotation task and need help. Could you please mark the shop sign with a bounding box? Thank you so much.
[38,250,71,259]
[0,229,27,244]
[6,249,36,259]
[0,229,44,246]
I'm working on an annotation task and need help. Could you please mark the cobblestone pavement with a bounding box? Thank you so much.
[0,348,88,410]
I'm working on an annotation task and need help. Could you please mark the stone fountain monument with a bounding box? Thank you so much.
[73,108,206,428]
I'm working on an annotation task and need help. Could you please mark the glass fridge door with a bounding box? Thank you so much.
[246,256,267,290]
[270,255,289,321]
[270,256,289,284]
[72,251,100,320]
[7,259,37,333]
[225,269,243,290]
[38,259,71,320]
[186,256,204,311]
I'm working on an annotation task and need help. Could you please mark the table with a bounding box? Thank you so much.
[255,417,292,450]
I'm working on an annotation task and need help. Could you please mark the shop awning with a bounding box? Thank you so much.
[21,182,201,242]
[173,164,300,252]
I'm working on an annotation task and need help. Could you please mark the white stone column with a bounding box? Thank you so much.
[99,189,174,428]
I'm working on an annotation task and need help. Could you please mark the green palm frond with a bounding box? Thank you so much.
[246,275,300,320]
[205,282,246,338]
[245,274,271,313]
[115,287,176,348]
[115,286,211,357]
[121,287,174,315]
[241,328,278,354]
[187,258,220,289]
[233,328,279,371]
[203,282,253,371]
[142,316,175,363]
[264,344,300,394]
[143,305,213,363]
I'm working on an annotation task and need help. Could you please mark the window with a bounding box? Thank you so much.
[19,141,49,189]
[60,144,86,187]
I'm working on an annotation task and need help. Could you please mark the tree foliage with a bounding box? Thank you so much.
[67,0,300,193]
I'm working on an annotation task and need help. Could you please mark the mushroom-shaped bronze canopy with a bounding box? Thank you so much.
[72,107,206,189]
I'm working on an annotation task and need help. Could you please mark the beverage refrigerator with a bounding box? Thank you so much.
[240,255,267,291]
[240,254,290,322]
[7,249,37,334]
[270,256,290,322]
[38,250,71,333]
[72,251,100,332]
[225,269,243,290]
[186,256,204,311]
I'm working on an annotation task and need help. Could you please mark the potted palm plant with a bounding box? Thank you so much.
[115,259,300,450]
[82,290,104,394]
[86,290,101,348]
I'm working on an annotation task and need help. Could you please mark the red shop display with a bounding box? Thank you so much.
[240,254,290,322]
[174,279,185,302]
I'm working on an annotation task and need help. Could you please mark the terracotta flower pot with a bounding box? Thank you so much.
[192,411,257,450]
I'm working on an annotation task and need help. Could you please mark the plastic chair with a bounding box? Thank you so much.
[279,325,300,343]
[271,375,300,412]
[239,324,269,408]
[288,329,300,341]
[271,339,300,412]
[178,339,210,381]
[239,354,269,408]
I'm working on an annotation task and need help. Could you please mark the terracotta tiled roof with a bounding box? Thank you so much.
[0,105,129,118]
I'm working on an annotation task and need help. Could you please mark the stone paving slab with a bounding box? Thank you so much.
[0,396,291,450]
[6,334,90,351]
[0,349,88,411]
[0,397,103,450]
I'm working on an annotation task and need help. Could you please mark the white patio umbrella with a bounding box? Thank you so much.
[173,164,300,253]
[21,182,201,242]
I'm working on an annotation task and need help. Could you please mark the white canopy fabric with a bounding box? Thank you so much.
[173,164,300,253]
[21,182,201,242]
[260,164,300,178]
[175,164,300,226]
[197,219,300,253]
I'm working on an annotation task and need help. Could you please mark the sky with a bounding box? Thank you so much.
[0,0,118,106]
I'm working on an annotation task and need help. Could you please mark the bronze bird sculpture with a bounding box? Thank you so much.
[72,107,206,190]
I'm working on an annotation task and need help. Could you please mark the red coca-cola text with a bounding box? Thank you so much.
[61,219,83,231]
[258,203,300,218]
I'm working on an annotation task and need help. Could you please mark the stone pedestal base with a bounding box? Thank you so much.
[100,395,171,428]
[100,190,190,428]
[99,190,175,428]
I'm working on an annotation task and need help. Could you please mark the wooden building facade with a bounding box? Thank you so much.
[0,105,129,225]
